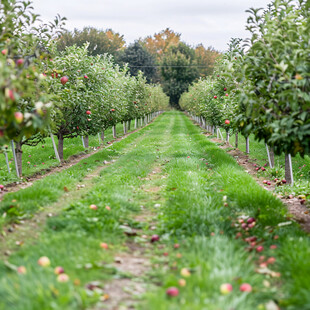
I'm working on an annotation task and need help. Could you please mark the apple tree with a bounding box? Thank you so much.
[236,0,310,182]
[0,0,65,175]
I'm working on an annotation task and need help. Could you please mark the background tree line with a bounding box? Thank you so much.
[57,27,220,108]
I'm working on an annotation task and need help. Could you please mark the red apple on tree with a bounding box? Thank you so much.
[14,112,24,123]
[86,110,91,115]
[225,119,230,125]
[214,95,217,99]
[16,59,24,66]
[60,76,69,85]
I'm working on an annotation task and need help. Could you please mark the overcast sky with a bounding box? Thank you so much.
[31,0,271,52]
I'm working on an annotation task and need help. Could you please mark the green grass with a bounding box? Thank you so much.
[0,114,171,309]
[0,120,137,185]
[0,112,310,310]
[227,133,310,196]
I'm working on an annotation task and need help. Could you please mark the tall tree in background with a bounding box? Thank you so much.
[57,27,125,57]
[140,28,181,60]
[118,42,158,83]
[161,42,199,107]
[195,44,220,77]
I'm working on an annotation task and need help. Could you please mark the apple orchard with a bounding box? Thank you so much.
[0,0,310,310]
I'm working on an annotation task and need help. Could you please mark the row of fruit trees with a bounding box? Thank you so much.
[179,0,310,185]
[0,1,169,177]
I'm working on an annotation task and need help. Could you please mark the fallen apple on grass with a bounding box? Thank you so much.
[54,266,65,275]
[166,287,179,297]
[17,266,27,274]
[151,235,160,243]
[240,283,252,292]
[57,273,70,283]
[180,268,191,277]
[256,246,264,253]
[220,283,233,295]
[38,256,50,267]
[100,242,108,249]
[89,204,98,210]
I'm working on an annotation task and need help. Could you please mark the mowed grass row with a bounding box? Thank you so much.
[0,120,138,185]
[141,112,310,310]
[0,113,174,310]
[0,111,309,310]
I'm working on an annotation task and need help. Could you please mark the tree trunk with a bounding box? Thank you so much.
[270,147,275,167]
[58,134,64,161]
[84,135,89,148]
[4,151,10,173]
[128,120,131,131]
[226,131,230,144]
[285,153,294,185]
[135,118,137,129]
[123,122,127,134]
[15,141,22,177]
[101,131,105,142]
[140,118,143,127]
[246,137,250,154]
[112,125,116,138]
[235,132,238,148]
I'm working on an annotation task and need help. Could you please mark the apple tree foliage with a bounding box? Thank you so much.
[181,0,310,159]
[0,0,65,148]
[236,0,310,157]
[47,44,169,160]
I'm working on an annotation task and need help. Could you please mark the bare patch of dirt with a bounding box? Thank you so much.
[97,250,151,310]
[92,164,164,309]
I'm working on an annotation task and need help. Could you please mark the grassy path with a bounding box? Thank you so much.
[0,111,310,310]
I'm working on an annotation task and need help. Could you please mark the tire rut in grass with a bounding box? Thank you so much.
[89,164,166,310]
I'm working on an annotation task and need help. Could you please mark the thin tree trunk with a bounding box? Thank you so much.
[15,141,22,177]
[101,131,104,142]
[246,137,250,154]
[235,132,238,148]
[112,125,116,138]
[285,154,294,185]
[4,151,10,173]
[84,136,89,148]
[128,120,131,131]
[226,131,230,144]
[123,122,127,134]
[135,118,137,129]
[58,134,64,161]
[50,132,61,162]
[270,147,275,167]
